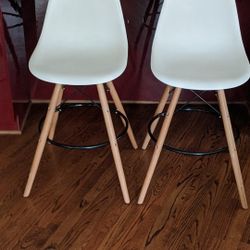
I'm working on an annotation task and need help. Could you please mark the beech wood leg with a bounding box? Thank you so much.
[138,88,182,204]
[142,85,173,150]
[24,84,62,197]
[97,84,130,204]
[48,85,64,140]
[217,90,248,209]
[107,81,138,149]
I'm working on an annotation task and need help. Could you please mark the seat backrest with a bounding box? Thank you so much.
[35,0,127,54]
[153,0,247,56]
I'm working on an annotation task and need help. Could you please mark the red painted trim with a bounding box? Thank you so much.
[0,11,19,130]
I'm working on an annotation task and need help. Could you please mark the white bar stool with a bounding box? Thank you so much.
[138,0,250,208]
[23,0,138,204]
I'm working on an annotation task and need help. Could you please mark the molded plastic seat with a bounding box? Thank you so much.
[29,0,128,85]
[151,0,250,90]
[24,0,138,204]
[139,0,249,208]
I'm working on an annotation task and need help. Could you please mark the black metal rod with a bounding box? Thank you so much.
[39,103,129,151]
[147,106,239,156]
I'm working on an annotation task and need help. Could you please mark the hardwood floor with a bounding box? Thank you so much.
[0,104,249,249]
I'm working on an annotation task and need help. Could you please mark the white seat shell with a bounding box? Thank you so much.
[29,0,128,85]
[138,0,249,208]
[24,0,138,204]
[151,0,250,90]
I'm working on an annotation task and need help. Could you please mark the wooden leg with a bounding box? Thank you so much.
[23,84,62,197]
[97,84,130,204]
[217,90,248,209]
[48,85,64,140]
[138,88,182,204]
[106,82,138,149]
[142,85,173,150]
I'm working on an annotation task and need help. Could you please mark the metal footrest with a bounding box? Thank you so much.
[148,106,239,156]
[39,102,128,150]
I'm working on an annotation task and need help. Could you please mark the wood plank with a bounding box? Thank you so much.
[0,104,249,249]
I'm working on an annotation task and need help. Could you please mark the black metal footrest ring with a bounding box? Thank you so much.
[39,103,129,150]
[148,107,240,156]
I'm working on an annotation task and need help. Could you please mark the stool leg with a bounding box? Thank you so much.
[48,85,64,140]
[106,81,138,149]
[142,85,172,150]
[23,84,62,197]
[97,84,130,204]
[217,90,248,209]
[138,88,182,204]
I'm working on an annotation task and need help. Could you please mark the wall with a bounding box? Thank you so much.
[0,0,249,132]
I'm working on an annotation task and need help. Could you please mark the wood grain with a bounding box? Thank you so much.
[0,104,249,249]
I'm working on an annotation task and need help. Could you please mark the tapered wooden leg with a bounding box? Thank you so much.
[23,84,62,197]
[106,81,138,149]
[142,85,173,150]
[138,88,182,204]
[48,85,64,140]
[217,90,248,209]
[97,84,130,204]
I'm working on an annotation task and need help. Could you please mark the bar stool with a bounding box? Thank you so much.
[138,0,250,208]
[23,0,138,204]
